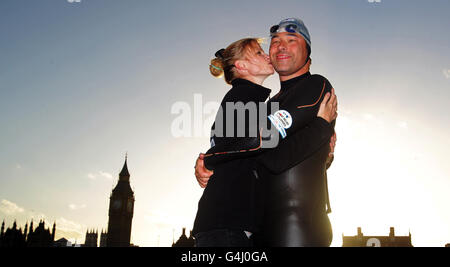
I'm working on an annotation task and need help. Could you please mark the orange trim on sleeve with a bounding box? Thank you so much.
[297,80,326,109]
[203,129,263,158]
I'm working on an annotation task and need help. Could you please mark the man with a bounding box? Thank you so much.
[195,18,337,247]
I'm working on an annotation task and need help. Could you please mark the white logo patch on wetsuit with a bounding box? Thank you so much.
[268,110,293,139]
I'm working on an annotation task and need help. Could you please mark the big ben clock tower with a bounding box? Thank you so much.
[106,155,135,247]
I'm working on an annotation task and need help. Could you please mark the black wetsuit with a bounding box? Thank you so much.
[194,76,335,246]
[260,72,335,247]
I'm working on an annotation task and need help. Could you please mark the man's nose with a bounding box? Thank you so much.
[277,40,287,52]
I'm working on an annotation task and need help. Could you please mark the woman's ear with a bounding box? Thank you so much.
[234,59,247,72]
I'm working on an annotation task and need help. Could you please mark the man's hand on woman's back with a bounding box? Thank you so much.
[195,154,214,188]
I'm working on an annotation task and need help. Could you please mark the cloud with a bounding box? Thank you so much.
[443,69,450,79]
[87,171,113,181]
[362,113,375,120]
[52,217,86,244]
[0,199,25,215]
[28,211,47,221]
[68,204,87,211]
[56,217,85,234]
[0,199,86,243]
[16,164,22,169]
[398,121,408,129]
[99,171,113,180]
[0,200,46,222]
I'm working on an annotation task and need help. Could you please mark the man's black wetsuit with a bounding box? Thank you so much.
[259,72,335,247]
[194,76,335,246]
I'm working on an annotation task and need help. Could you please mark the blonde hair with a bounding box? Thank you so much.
[209,38,262,85]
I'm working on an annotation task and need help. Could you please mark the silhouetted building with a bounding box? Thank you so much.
[84,229,98,247]
[100,229,108,247]
[27,220,56,247]
[0,220,56,247]
[172,228,195,247]
[54,237,71,247]
[0,220,26,247]
[106,156,135,247]
[342,227,413,247]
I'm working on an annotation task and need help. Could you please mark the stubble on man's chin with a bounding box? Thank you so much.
[271,64,286,75]
[272,62,295,75]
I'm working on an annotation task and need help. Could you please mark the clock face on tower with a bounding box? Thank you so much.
[113,200,122,210]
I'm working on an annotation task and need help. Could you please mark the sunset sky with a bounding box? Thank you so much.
[1,0,449,247]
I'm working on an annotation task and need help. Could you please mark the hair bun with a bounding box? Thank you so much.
[209,58,224,78]
[214,49,226,59]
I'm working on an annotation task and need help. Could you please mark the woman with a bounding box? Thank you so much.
[192,38,337,247]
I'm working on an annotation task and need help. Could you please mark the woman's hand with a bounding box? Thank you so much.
[195,153,214,188]
[326,132,337,167]
[317,88,338,123]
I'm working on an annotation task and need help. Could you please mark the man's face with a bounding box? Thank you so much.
[269,32,309,76]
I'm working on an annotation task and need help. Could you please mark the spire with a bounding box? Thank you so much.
[1,220,5,237]
[52,222,56,241]
[24,222,28,239]
[119,153,130,180]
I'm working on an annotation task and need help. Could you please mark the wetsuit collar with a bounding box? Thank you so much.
[280,72,311,92]
[231,78,272,96]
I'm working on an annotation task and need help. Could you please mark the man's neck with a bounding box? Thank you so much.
[279,61,311,82]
